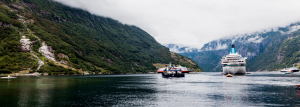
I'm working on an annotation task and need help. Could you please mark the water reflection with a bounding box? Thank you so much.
[17,84,29,106]
[0,73,300,106]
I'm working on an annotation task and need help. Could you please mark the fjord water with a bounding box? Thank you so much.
[1,72,300,106]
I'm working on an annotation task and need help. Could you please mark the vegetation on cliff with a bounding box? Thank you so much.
[248,30,300,71]
[0,3,37,73]
[0,0,202,74]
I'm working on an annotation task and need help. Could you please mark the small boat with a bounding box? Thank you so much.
[1,75,16,78]
[295,85,300,90]
[226,74,233,77]
[281,64,299,72]
[246,71,251,74]
[285,71,293,74]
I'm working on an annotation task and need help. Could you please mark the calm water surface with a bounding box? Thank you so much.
[1,72,300,106]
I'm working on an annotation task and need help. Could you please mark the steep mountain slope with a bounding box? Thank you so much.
[0,2,39,74]
[167,23,300,72]
[248,30,300,71]
[0,0,201,74]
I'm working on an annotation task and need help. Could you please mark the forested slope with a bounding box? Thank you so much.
[247,30,300,71]
[0,0,201,74]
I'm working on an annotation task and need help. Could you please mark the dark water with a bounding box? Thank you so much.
[1,72,300,106]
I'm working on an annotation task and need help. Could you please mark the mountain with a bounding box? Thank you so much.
[166,23,300,72]
[0,0,202,74]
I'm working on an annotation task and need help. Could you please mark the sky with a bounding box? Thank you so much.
[54,0,300,48]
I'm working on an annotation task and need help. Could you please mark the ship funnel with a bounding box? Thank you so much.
[231,44,236,54]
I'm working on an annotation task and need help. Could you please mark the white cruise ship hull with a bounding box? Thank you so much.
[223,66,246,75]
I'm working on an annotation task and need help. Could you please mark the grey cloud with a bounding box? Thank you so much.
[53,0,300,48]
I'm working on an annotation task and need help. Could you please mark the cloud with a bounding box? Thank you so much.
[53,0,300,48]
[247,36,264,43]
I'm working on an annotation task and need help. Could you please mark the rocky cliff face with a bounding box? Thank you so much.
[167,23,300,72]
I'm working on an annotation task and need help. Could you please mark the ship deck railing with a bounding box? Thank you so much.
[168,70,182,71]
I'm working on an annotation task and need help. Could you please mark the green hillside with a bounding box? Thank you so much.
[248,29,300,71]
[0,2,38,74]
[0,0,201,74]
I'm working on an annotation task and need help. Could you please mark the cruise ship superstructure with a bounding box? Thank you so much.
[221,44,247,75]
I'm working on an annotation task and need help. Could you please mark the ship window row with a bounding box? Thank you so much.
[227,57,240,58]
[223,61,244,63]
[227,58,240,59]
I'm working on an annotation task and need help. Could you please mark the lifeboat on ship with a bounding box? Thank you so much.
[157,68,165,73]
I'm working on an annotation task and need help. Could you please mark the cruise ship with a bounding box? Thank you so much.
[221,44,247,75]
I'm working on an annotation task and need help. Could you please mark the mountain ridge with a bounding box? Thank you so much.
[166,22,300,72]
[0,0,202,74]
